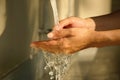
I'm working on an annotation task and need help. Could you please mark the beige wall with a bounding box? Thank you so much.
[0,0,6,36]
[76,0,112,18]
[0,0,32,78]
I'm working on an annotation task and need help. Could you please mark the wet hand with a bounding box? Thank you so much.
[31,28,96,54]
[31,17,96,54]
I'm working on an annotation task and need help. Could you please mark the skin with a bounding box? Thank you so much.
[31,10,120,54]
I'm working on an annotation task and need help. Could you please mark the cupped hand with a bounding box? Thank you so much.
[48,17,95,39]
[31,27,96,54]
[31,17,96,54]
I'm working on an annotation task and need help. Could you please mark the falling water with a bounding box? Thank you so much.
[41,0,72,80]
[43,51,71,80]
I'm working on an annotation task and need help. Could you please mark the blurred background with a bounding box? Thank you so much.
[0,0,120,80]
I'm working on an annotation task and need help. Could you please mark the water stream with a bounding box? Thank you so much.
[42,0,72,80]
[43,51,71,80]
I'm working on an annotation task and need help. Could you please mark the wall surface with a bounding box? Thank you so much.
[0,0,32,79]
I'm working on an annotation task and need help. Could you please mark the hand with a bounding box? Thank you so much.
[48,17,95,39]
[31,11,120,53]
[31,17,96,54]
[31,27,96,54]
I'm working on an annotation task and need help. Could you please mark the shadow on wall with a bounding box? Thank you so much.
[0,0,33,79]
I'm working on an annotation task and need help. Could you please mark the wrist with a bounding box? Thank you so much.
[85,18,96,30]
[90,31,111,48]
[89,31,102,48]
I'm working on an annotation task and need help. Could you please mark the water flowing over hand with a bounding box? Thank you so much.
[31,17,96,54]
[31,28,96,54]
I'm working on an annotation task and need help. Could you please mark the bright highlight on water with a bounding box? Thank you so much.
[41,0,72,80]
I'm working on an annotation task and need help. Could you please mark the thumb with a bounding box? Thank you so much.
[47,29,72,39]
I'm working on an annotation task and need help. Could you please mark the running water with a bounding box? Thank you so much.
[42,0,72,80]
[43,51,71,80]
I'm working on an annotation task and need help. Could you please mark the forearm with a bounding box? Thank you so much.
[92,10,120,31]
[92,29,120,47]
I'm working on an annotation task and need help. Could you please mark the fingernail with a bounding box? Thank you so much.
[47,33,53,38]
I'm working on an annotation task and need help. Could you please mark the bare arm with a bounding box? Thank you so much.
[88,10,120,47]
[31,10,120,54]
[91,29,120,47]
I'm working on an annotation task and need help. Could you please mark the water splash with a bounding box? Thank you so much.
[50,0,59,26]
[41,0,72,80]
[43,51,71,80]
[30,0,72,80]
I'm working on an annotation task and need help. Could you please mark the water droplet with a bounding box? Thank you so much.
[49,71,54,76]
[50,76,54,80]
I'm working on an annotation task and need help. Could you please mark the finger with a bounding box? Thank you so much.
[31,40,57,48]
[48,18,71,38]
[31,40,62,54]
[53,17,73,31]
